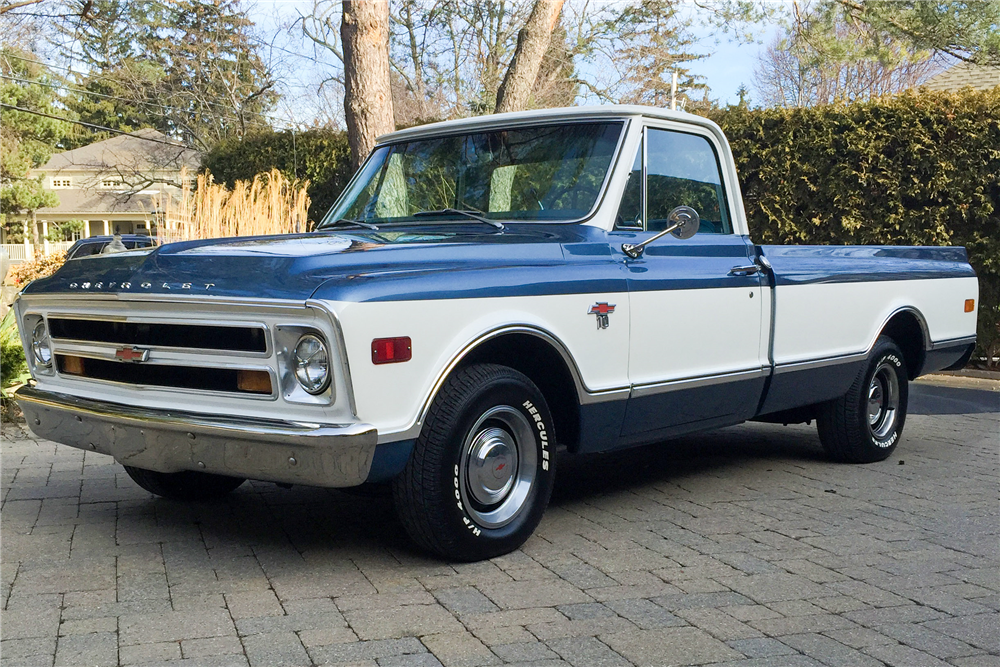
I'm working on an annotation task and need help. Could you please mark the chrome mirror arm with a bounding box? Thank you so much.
[621,206,700,259]
[622,221,684,259]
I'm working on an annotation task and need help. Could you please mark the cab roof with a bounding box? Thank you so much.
[377,104,724,144]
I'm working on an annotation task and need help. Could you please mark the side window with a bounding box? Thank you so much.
[615,139,643,229]
[645,128,731,234]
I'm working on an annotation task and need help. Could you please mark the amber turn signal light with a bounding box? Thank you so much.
[965,299,975,313]
[372,337,412,364]
[58,354,85,375]
[237,369,272,394]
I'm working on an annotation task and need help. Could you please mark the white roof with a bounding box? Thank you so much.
[378,105,723,143]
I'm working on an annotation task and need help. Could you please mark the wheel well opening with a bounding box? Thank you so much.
[458,333,581,451]
[881,311,926,380]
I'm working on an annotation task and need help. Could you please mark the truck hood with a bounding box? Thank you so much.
[23,225,618,302]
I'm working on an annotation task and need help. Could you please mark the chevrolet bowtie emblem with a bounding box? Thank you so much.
[115,346,150,363]
[588,302,616,329]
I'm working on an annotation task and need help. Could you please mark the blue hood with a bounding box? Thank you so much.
[24,225,624,302]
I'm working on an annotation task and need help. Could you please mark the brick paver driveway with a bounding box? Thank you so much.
[2,380,998,667]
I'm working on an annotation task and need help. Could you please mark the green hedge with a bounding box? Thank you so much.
[709,88,1000,366]
[202,129,354,224]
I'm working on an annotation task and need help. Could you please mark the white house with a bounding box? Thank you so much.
[14,128,201,244]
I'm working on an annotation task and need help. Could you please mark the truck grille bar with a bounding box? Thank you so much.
[48,317,267,353]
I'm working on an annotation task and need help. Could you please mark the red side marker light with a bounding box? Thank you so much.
[372,337,412,364]
[965,299,975,313]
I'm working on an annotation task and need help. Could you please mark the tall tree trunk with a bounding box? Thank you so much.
[494,0,564,114]
[342,0,395,169]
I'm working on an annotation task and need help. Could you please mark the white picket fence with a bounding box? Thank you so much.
[1,242,73,264]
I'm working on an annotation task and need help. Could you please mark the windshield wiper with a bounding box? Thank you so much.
[412,208,504,230]
[319,218,380,231]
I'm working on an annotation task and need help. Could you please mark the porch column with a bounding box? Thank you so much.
[23,219,33,260]
[42,221,50,254]
[103,220,110,235]
[83,220,91,238]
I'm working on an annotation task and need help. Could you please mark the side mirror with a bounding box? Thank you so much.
[622,206,700,259]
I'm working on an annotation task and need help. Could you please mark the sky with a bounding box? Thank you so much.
[247,0,779,126]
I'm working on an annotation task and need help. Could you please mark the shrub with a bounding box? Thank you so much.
[202,129,353,225]
[1,309,29,411]
[7,250,67,288]
[708,87,1000,366]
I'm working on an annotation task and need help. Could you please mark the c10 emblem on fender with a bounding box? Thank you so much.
[588,302,616,329]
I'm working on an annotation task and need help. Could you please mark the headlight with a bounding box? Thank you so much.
[31,319,52,367]
[292,334,330,394]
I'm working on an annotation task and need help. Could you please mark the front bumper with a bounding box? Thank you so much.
[15,386,378,488]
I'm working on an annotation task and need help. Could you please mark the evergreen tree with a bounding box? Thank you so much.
[0,47,65,241]
[57,0,276,150]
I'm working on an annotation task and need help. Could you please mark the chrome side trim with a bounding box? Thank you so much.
[306,299,358,417]
[930,335,977,350]
[630,367,767,399]
[878,306,932,351]
[381,324,630,445]
[773,352,868,375]
[15,386,377,488]
[442,325,630,406]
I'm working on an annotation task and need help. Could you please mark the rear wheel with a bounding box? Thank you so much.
[123,466,245,500]
[392,363,555,561]
[817,336,908,463]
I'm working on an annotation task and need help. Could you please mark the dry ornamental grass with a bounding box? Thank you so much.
[156,168,311,243]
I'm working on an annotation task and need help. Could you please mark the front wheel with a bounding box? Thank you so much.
[392,363,556,561]
[124,466,246,500]
[817,336,909,463]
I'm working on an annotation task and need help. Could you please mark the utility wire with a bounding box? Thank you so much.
[0,103,197,148]
[2,52,300,129]
[0,73,275,131]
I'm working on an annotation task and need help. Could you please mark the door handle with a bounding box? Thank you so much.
[729,265,759,276]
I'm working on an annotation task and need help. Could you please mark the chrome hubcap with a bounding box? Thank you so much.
[467,427,518,505]
[459,405,537,529]
[867,362,899,441]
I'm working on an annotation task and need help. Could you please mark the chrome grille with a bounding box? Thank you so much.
[16,296,349,422]
[48,317,267,353]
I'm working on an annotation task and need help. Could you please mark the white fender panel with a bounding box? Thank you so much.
[772,277,979,365]
[329,293,630,441]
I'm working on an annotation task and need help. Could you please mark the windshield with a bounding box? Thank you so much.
[320,121,624,227]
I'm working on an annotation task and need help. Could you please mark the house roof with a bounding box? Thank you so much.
[36,188,173,216]
[923,63,1000,92]
[40,129,201,173]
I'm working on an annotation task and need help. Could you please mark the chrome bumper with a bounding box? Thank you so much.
[15,386,378,488]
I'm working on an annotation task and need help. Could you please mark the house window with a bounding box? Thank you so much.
[100,180,123,189]
[51,178,72,188]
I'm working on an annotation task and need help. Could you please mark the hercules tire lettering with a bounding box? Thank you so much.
[817,336,909,464]
[392,363,556,561]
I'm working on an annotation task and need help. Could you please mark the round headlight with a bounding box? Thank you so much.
[293,334,330,394]
[31,320,52,367]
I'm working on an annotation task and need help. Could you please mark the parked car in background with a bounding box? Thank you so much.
[14,106,978,561]
[65,234,156,260]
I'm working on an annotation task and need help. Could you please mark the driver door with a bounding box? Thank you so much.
[615,124,767,442]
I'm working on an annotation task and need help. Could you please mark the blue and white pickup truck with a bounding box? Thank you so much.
[14,106,978,560]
